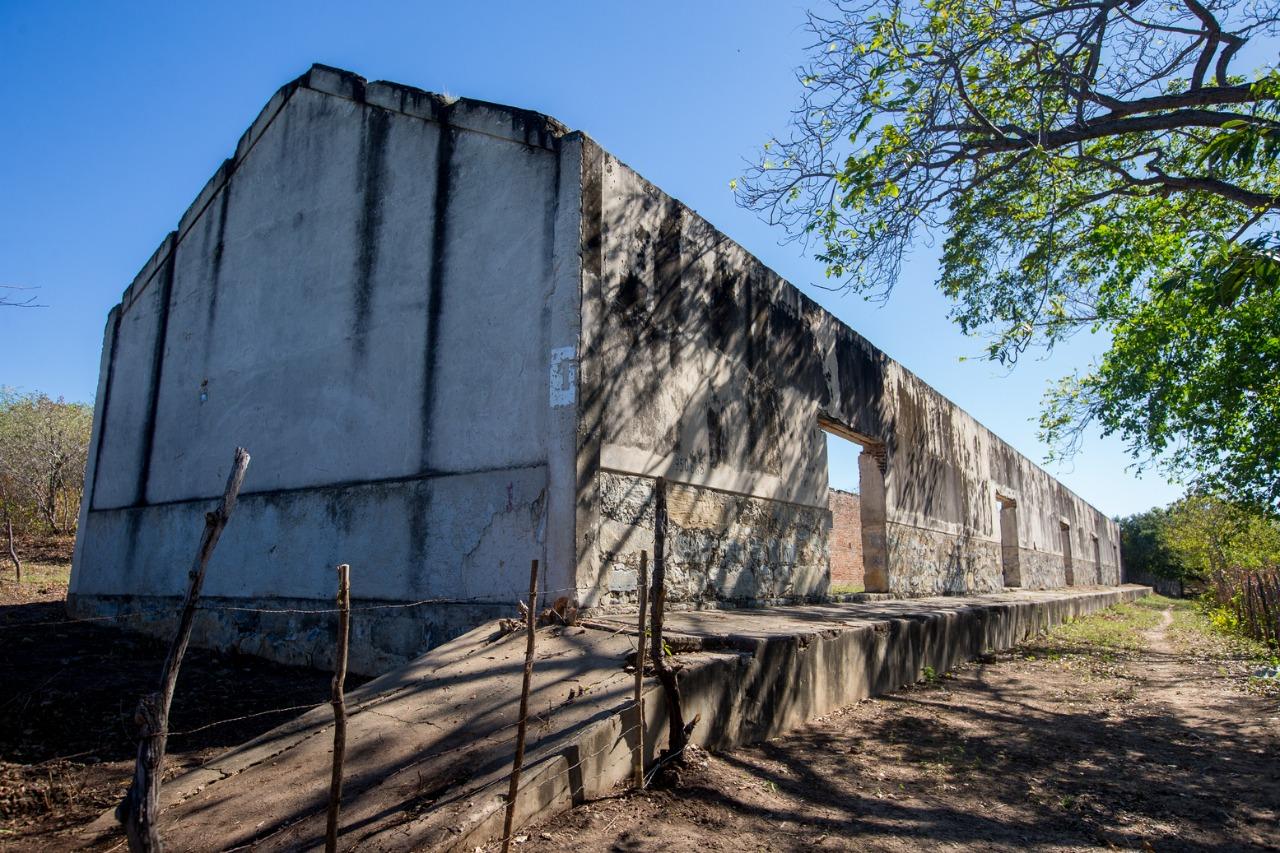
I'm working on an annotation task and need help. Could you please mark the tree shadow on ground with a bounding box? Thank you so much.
[667,650,1277,851]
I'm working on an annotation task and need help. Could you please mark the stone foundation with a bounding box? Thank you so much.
[1017,547,1067,589]
[885,522,1004,595]
[595,471,830,608]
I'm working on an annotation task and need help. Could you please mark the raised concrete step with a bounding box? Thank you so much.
[80,585,1150,851]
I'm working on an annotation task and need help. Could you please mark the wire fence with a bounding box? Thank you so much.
[0,585,588,632]
[6,456,687,852]
[9,570,681,850]
[1207,567,1280,649]
[7,578,680,835]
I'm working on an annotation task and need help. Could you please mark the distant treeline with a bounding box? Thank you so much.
[1121,496,1280,648]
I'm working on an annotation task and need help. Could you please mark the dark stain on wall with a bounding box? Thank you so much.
[352,106,392,361]
[654,201,684,368]
[582,146,603,282]
[707,256,742,357]
[408,483,433,580]
[88,309,122,511]
[324,488,356,533]
[748,378,786,475]
[204,159,235,342]
[832,329,887,440]
[136,243,178,507]
[767,299,828,408]
[122,508,144,586]
[707,393,726,468]
[617,271,646,316]
[420,105,456,472]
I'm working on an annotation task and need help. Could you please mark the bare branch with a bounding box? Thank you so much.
[0,285,47,309]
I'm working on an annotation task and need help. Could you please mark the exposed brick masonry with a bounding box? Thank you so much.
[828,488,864,589]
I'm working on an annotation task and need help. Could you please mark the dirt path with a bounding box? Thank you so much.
[517,598,1280,852]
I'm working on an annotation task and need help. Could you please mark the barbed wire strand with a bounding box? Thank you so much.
[0,585,588,631]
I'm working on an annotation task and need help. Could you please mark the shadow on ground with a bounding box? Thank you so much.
[524,625,1279,852]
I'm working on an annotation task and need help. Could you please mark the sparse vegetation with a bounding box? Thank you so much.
[1040,597,1166,653]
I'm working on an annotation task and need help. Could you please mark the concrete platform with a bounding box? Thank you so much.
[81,585,1149,851]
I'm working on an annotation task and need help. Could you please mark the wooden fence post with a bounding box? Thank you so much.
[325,563,351,853]
[633,550,649,789]
[117,447,250,852]
[1266,572,1279,649]
[6,516,19,583]
[650,477,689,767]
[501,559,539,852]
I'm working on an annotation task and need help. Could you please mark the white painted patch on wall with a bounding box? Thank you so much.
[549,346,577,407]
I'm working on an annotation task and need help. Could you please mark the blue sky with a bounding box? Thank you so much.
[0,0,1186,516]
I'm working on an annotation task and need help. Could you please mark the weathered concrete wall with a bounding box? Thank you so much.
[828,488,864,587]
[73,65,1123,672]
[71,66,584,672]
[574,141,1122,604]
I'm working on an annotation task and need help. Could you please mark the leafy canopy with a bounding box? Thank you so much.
[738,0,1280,512]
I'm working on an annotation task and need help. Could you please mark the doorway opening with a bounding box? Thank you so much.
[1060,520,1074,586]
[820,417,888,593]
[1091,533,1101,585]
[996,493,1021,588]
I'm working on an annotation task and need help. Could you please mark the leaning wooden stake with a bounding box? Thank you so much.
[501,559,539,853]
[325,563,351,853]
[117,447,250,852]
[650,477,689,767]
[632,550,649,789]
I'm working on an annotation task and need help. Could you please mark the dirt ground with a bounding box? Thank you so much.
[519,597,1280,852]
[0,537,365,850]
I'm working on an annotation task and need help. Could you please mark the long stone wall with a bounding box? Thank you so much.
[575,138,1122,605]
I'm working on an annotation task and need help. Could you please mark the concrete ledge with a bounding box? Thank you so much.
[375,585,1153,850]
[86,586,1148,851]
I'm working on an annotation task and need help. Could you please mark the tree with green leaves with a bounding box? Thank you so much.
[0,389,93,538]
[1118,505,1181,580]
[1163,492,1280,576]
[737,0,1280,512]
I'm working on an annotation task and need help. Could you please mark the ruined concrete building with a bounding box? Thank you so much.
[69,66,1122,673]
